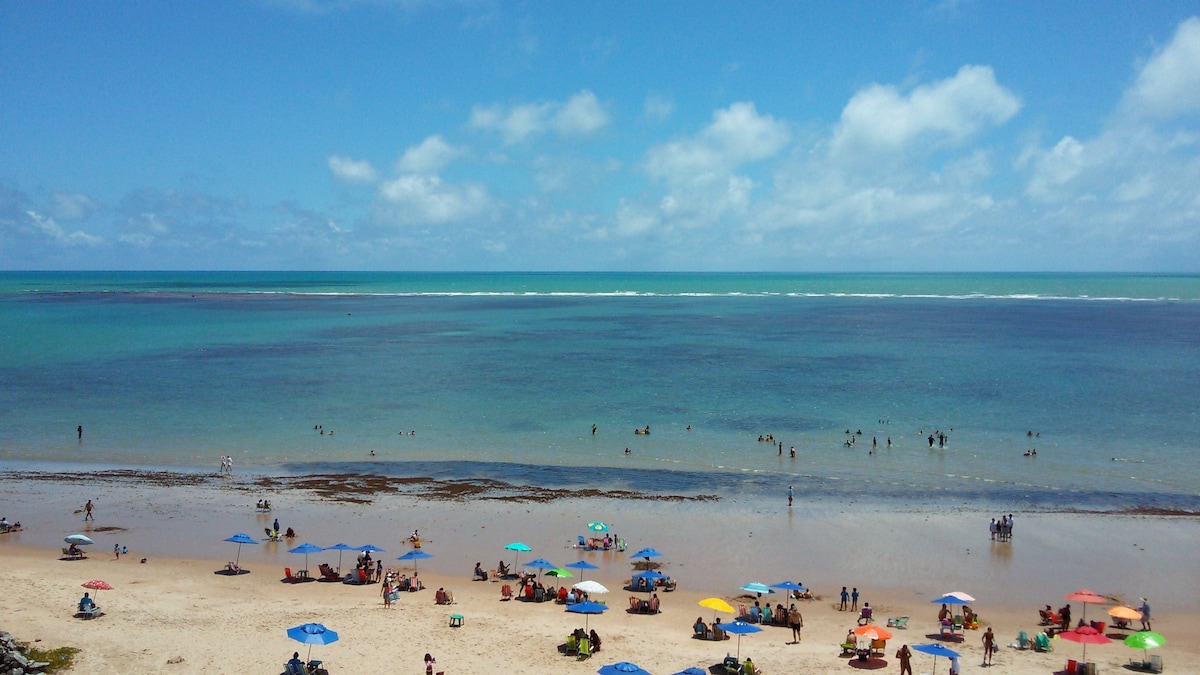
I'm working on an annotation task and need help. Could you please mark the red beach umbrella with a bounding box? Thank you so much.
[1065,588,1109,624]
[1060,625,1112,662]
[81,579,113,601]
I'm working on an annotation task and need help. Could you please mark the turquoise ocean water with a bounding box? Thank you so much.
[2,272,1198,510]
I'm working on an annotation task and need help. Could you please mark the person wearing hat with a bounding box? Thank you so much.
[1139,598,1151,630]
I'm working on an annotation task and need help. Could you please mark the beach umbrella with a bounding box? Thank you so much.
[81,579,113,603]
[545,568,574,578]
[326,543,355,572]
[769,581,807,597]
[397,549,432,574]
[288,543,324,575]
[356,544,386,553]
[587,521,610,532]
[504,542,531,570]
[286,622,339,664]
[911,643,959,674]
[1107,605,1142,622]
[524,557,558,570]
[671,669,706,675]
[566,560,600,580]
[931,591,975,605]
[573,580,609,596]
[633,569,668,593]
[740,582,773,596]
[567,600,609,631]
[1060,625,1112,663]
[699,597,735,618]
[628,547,662,561]
[223,533,258,567]
[1065,588,1108,624]
[65,534,95,546]
[721,620,761,660]
[598,663,650,675]
[1124,631,1165,663]
[853,625,893,641]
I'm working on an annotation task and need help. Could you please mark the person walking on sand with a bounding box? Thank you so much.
[982,626,995,665]
[851,587,859,611]
[114,544,120,560]
[840,586,849,611]
[1139,598,1151,630]
[84,499,94,521]
[787,485,794,507]
[788,604,803,643]
[897,644,912,675]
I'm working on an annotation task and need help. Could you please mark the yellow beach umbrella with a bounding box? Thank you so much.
[699,597,735,622]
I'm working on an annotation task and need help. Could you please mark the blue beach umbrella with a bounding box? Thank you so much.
[524,557,557,570]
[721,620,762,660]
[504,542,532,570]
[288,543,324,576]
[770,581,807,594]
[566,560,600,581]
[633,569,668,592]
[598,663,650,675]
[628,547,663,561]
[286,622,339,663]
[671,668,706,675]
[740,582,773,596]
[566,600,609,631]
[931,591,974,606]
[911,643,960,675]
[397,549,433,574]
[224,533,258,568]
[356,544,386,553]
[326,543,356,572]
[587,521,610,532]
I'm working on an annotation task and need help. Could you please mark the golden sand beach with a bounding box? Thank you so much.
[1,469,1197,674]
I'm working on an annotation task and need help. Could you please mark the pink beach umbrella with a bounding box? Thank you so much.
[81,579,113,602]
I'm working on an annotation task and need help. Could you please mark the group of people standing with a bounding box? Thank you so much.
[989,514,1015,542]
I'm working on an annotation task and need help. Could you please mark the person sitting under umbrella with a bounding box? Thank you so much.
[78,592,97,613]
[286,652,304,674]
[589,629,601,652]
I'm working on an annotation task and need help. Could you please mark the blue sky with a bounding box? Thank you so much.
[2,1,1199,271]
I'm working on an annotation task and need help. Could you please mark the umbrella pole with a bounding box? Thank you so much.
[235,543,242,567]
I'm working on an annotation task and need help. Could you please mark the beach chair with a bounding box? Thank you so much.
[722,655,740,674]
[285,661,306,675]
[501,584,513,600]
[1017,630,1030,649]
[577,637,591,660]
[952,614,964,633]
[939,621,955,638]
[77,604,101,620]
[565,634,578,655]
[533,587,545,602]
[649,595,660,614]
[887,615,909,629]
[284,567,300,583]
[1034,632,1052,652]
[577,535,588,549]
[870,638,886,657]
[630,596,641,611]
[1150,654,1163,673]
[738,603,749,620]
[840,640,856,656]
[857,606,873,625]
[694,623,710,639]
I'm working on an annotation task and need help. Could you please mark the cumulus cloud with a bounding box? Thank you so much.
[24,210,102,246]
[328,155,380,183]
[469,90,610,144]
[645,102,789,183]
[643,94,674,122]
[397,135,463,174]
[832,65,1021,155]
[378,174,490,224]
[50,192,98,220]
[1121,16,1200,119]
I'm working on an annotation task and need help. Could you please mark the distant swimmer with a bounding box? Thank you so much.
[592,424,597,435]
[789,446,795,458]
[77,425,83,440]
[369,450,375,457]
[624,448,630,455]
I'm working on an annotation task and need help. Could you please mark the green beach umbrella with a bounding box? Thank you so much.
[546,568,574,578]
[1124,631,1165,662]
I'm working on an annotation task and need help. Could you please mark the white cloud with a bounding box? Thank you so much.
[832,65,1021,154]
[643,94,674,122]
[469,90,610,144]
[1023,136,1086,200]
[397,135,463,174]
[328,155,379,183]
[645,102,789,182]
[378,174,489,224]
[24,210,102,246]
[1122,17,1200,119]
[50,192,98,220]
